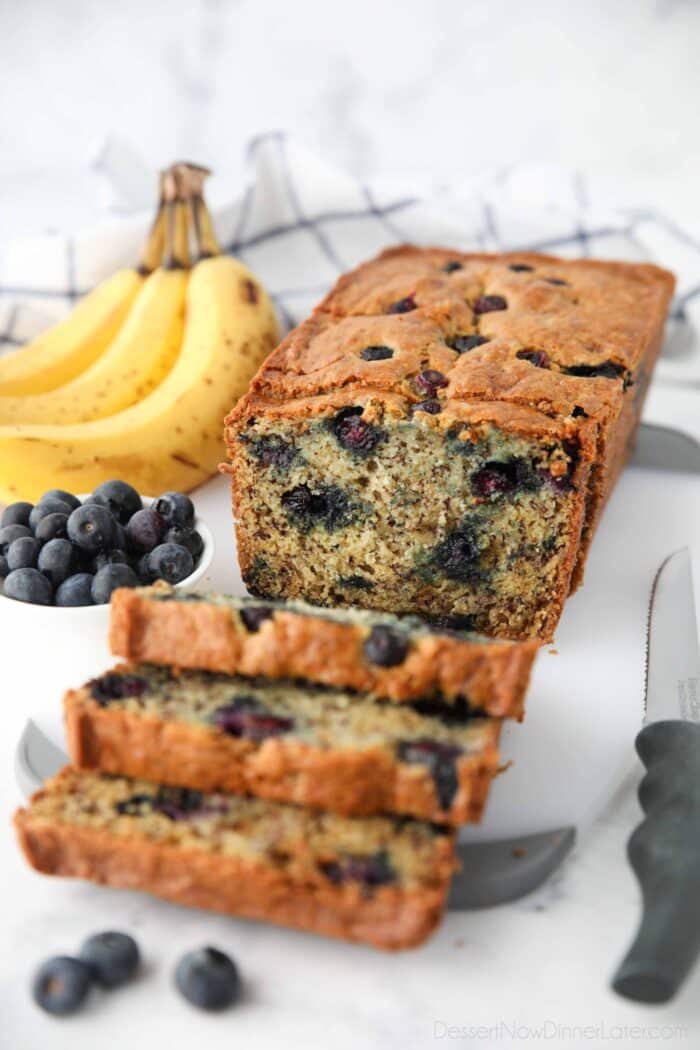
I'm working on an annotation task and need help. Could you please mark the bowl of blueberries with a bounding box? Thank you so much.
[0,479,213,609]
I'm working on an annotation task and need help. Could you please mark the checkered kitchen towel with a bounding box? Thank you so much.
[1,130,698,384]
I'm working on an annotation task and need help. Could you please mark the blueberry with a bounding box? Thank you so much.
[442,260,463,273]
[55,573,95,607]
[363,625,409,667]
[397,739,463,809]
[39,489,81,511]
[135,552,155,584]
[564,361,627,381]
[32,956,93,1016]
[79,930,140,989]
[112,520,128,550]
[126,507,165,552]
[1,501,33,527]
[421,612,476,634]
[387,295,416,314]
[34,512,69,543]
[67,504,115,553]
[473,294,507,314]
[545,277,568,286]
[153,786,206,820]
[516,349,550,369]
[240,605,274,631]
[415,369,448,395]
[281,484,354,533]
[360,345,393,361]
[470,458,538,499]
[212,697,293,740]
[91,563,139,604]
[246,434,297,470]
[38,538,75,587]
[93,548,131,573]
[90,671,149,705]
[154,491,195,530]
[433,526,480,582]
[410,399,442,415]
[321,850,396,888]
[163,527,204,563]
[3,567,53,605]
[0,555,7,579]
[29,499,73,531]
[91,480,142,524]
[7,536,41,571]
[0,523,32,554]
[175,946,241,1011]
[328,407,385,456]
[508,263,534,272]
[448,334,489,353]
[147,543,194,585]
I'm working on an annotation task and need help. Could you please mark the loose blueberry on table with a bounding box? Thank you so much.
[79,931,140,989]
[174,946,241,1012]
[31,930,141,1016]
[0,479,205,606]
[32,956,93,1016]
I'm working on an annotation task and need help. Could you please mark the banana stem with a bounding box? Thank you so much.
[192,195,221,259]
[137,172,167,275]
[173,161,220,260]
[162,168,190,270]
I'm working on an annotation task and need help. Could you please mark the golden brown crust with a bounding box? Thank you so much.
[15,774,455,951]
[109,587,538,718]
[65,686,502,826]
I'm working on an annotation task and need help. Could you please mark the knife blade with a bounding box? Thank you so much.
[612,548,700,1003]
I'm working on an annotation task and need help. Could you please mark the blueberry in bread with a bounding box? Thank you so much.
[15,767,456,951]
[224,247,674,639]
[65,663,502,826]
[110,583,538,719]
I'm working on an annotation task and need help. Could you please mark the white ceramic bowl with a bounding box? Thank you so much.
[0,492,215,741]
[0,493,214,613]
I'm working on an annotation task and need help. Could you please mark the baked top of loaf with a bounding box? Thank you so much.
[230,246,674,419]
[110,583,538,716]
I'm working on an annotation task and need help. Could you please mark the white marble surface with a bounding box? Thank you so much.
[2,1,700,1046]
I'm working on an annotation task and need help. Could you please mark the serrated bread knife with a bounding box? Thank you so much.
[612,547,700,1004]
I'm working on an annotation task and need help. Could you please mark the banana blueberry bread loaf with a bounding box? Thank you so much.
[224,247,674,639]
[15,767,456,950]
[65,663,502,826]
[110,583,538,718]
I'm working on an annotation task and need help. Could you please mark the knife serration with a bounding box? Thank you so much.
[644,548,700,725]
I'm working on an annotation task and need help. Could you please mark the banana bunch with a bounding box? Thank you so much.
[0,165,279,502]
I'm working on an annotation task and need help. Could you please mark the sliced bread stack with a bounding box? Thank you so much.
[15,583,538,950]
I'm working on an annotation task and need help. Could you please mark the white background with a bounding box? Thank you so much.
[2,2,700,1047]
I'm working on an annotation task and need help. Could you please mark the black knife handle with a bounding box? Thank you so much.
[612,720,700,1003]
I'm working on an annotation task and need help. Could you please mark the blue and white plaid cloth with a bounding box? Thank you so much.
[1,131,697,385]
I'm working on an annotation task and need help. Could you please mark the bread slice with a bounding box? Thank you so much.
[65,663,502,826]
[110,583,538,719]
[15,767,456,951]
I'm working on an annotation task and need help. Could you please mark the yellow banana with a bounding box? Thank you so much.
[0,255,279,501]
[0,269,144,396]
[0,175,169,398]
[0,267,187,424]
